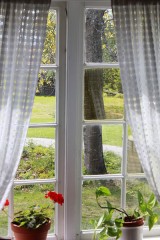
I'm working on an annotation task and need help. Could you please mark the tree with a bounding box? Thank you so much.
[36,11,56,96]
[84,10,107,174]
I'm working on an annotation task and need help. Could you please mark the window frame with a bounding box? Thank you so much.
[5,0,160,239]
[7,2,66,240]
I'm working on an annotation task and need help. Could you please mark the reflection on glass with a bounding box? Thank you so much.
[16,135,55,180]
[41,10,57,64]
[85,9,118,63]
[127,126,143,174]
[127,135,143,173]
[14,184,55,233]
[82,125,122,175]
[82,180,121,229]
[84,69,123,120]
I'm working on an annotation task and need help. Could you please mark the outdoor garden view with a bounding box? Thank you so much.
[0,8,156,237]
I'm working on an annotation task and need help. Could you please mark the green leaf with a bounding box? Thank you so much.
[138,191,144,206]
[97,214,105,228]
[115,218,123,228]
[116,228,122,240]
[133,209,140,218]
[107,227,118,237]
[107,200,113,213]
[148,214,159,230]
[147,193,157,208]
[96,187,111,198]
[90,219,97,228]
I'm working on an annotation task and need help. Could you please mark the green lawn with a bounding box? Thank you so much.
[30,96,56,123]
[28,96,131,146]
[0,95,138,237]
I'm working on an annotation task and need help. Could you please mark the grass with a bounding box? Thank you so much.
[0,143,153,237]
[28,96,128,146]
[30,96,56,123]
[0,95,142,236]
[13,144,153,231]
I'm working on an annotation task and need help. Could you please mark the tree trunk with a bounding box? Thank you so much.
[84,10,107,174]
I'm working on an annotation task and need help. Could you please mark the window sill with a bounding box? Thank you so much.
[145,238,160,240]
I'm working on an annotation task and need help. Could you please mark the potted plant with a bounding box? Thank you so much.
[2,191,64,240]
[92,186,159,240]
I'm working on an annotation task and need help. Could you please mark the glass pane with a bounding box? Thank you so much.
[41,10,57,64]
[14,184,55,233]
[82,180,121,229]
[85,9,117,63]
[27,127,55,140]
[127,131,143,174]
[82,125,122,175]
[84,69,123,120]
[16,128,55,180]
[0,210,8,236]
[31,69,56,124]
[126,179,160,225]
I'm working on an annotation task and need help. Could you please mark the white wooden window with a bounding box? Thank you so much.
[5,2,66,240]
[3,1,160,240]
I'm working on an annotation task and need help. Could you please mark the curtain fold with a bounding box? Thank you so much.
[0,0,50,209]
[112,0,160,200]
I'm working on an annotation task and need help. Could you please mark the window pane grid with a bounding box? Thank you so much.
[40,64,58,70]
[13,178,56,186]
[83,120,125,125]
[84,62,119,69]
[81,4,153,234]
[7,7,59,238]
[29,123,58,128]
[82,174,123,180]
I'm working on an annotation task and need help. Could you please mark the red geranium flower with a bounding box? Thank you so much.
[57,193,64,205]
[45,191,64,205]
[4,199,9,207]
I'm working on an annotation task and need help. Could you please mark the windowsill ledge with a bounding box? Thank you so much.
[145,238,160,240]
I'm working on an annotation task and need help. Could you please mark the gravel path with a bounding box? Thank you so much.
[26,138,122,157]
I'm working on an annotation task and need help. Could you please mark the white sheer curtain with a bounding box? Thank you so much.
[0,0,50,209]
[112,0,160,200]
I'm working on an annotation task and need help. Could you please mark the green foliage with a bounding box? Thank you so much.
[37,11,56,96]
[42,11,56,64]
[102,10,118,62]
[12,205,51,229]
[104,151,121,173]
[103,96,124,120]
[16,143,55,180]
[93,186,160,239]
[103,69,122,95]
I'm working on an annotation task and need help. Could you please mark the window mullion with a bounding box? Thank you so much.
[121,120,128,210]
[54,2,66,239]
[65,1,84,239]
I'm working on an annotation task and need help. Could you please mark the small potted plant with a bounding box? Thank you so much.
[3,191,64,240]
[92,186,159,240]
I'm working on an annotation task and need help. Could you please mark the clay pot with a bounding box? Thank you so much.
[11,220,51,240]
[120,217,144,240]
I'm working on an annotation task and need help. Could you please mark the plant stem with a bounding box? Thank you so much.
[2,209,12,220]
[96,199,129,217]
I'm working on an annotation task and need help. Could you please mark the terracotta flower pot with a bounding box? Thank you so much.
[11,220,51,240]
[120,217,144,240]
